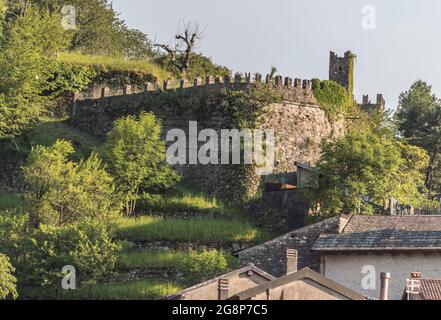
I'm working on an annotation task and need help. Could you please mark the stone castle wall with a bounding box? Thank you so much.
[69,74,345,201]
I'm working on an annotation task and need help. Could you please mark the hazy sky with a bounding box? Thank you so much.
[113,0,441,110]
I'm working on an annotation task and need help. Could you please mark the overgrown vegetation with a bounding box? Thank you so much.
[311,79,356,121]
[118,249,237,273]
[0,253,17,300]
[302,111,435,215]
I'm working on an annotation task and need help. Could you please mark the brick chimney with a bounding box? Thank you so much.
[380,272,391,300]
[218,278,229,300]
[285,249,298,275]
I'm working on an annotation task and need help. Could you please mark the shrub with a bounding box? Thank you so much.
[182,250,230,282]
[23,140,121,227]
[0,253,17,300]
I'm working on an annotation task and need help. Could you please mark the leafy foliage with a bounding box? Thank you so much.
[0,253,17,300]
[395,80,441,193]
[0,6,68,139]
[101,112,180,216]
[303,129,430,215]
[23,140,121,227]
[311,79,355,120]
[182,250,230,282]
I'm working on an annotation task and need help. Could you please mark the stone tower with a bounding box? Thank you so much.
[329,51,355,95]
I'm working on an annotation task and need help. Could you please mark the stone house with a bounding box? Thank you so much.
[167,248,365,300]
[239,214,441,300]
[238,215,348,277]
[164,264,275,300]
[230,267,366,301]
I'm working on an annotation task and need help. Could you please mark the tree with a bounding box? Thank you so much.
[11,220,121,298]
[101,112,180,216]
[0,253,17,300]
[395,80,441,193]
[0,6,69,140]
[23,140,121,227]
[30,0,153,58]
[303,130,430,216]
[155,20,205,76]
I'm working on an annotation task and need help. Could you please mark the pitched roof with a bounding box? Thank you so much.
[313,215,441,252]
[404,278,441,300]
[230,268,366,300]
[163,264,276,300]
[419,279,441,300]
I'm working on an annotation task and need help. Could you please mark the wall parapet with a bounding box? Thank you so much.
[73,73,315,102]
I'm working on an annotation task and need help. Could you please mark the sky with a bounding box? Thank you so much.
[113,0,441,110]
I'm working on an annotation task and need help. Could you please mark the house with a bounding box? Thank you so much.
[164,264,275,300]
[230,267,366,300]
[238,215,348,277]
[313,215,441,300]
[167,248,366,300]
[239,214,441,300]
[402,272,441,300]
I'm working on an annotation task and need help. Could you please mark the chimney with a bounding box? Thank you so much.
[285,249,298,275]
[218,279,229,300]
[380,272,391,300]
[338,212,352,233]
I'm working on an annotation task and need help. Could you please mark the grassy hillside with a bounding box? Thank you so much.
[59,52,171,84]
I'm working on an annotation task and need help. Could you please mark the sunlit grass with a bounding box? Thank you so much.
[60,52,170,83]
[116,216,268,244]
[118,249,238,271]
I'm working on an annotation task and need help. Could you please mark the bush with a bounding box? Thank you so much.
[182,250,230,282]
[23,140,121,227]
[118,250,238,273]
[0,253,17,300]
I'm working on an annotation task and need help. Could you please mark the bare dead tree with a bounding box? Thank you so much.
[155,20,206,76]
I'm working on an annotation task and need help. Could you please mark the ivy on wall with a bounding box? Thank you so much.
[311,79,355,121]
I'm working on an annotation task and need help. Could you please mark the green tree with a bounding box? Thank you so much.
[102,112,180,216]
[31,0,153,57]
[0,6,69,140]
[0,253,17,300]
[395,80,441,193]
[23,140,121,227]
[304,130,429,216]
[13,221,120,298]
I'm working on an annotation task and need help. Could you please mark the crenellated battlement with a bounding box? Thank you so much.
[73,73,315,102]
[358,93,386,113]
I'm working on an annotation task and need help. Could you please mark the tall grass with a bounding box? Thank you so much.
[22,280,181,300]
[60,52,170,83]
[118,250,238,271]
[25,118,100,160]
[139,192,229,216]
[116,216,268,244]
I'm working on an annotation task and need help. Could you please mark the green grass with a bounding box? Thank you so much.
[0,192,23,210]
[22,280,181,300]
[22,118,100,160]
[118,249,238,271]
[116,216,268,244]
[60,52,170,83]
[139,192,230,216]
